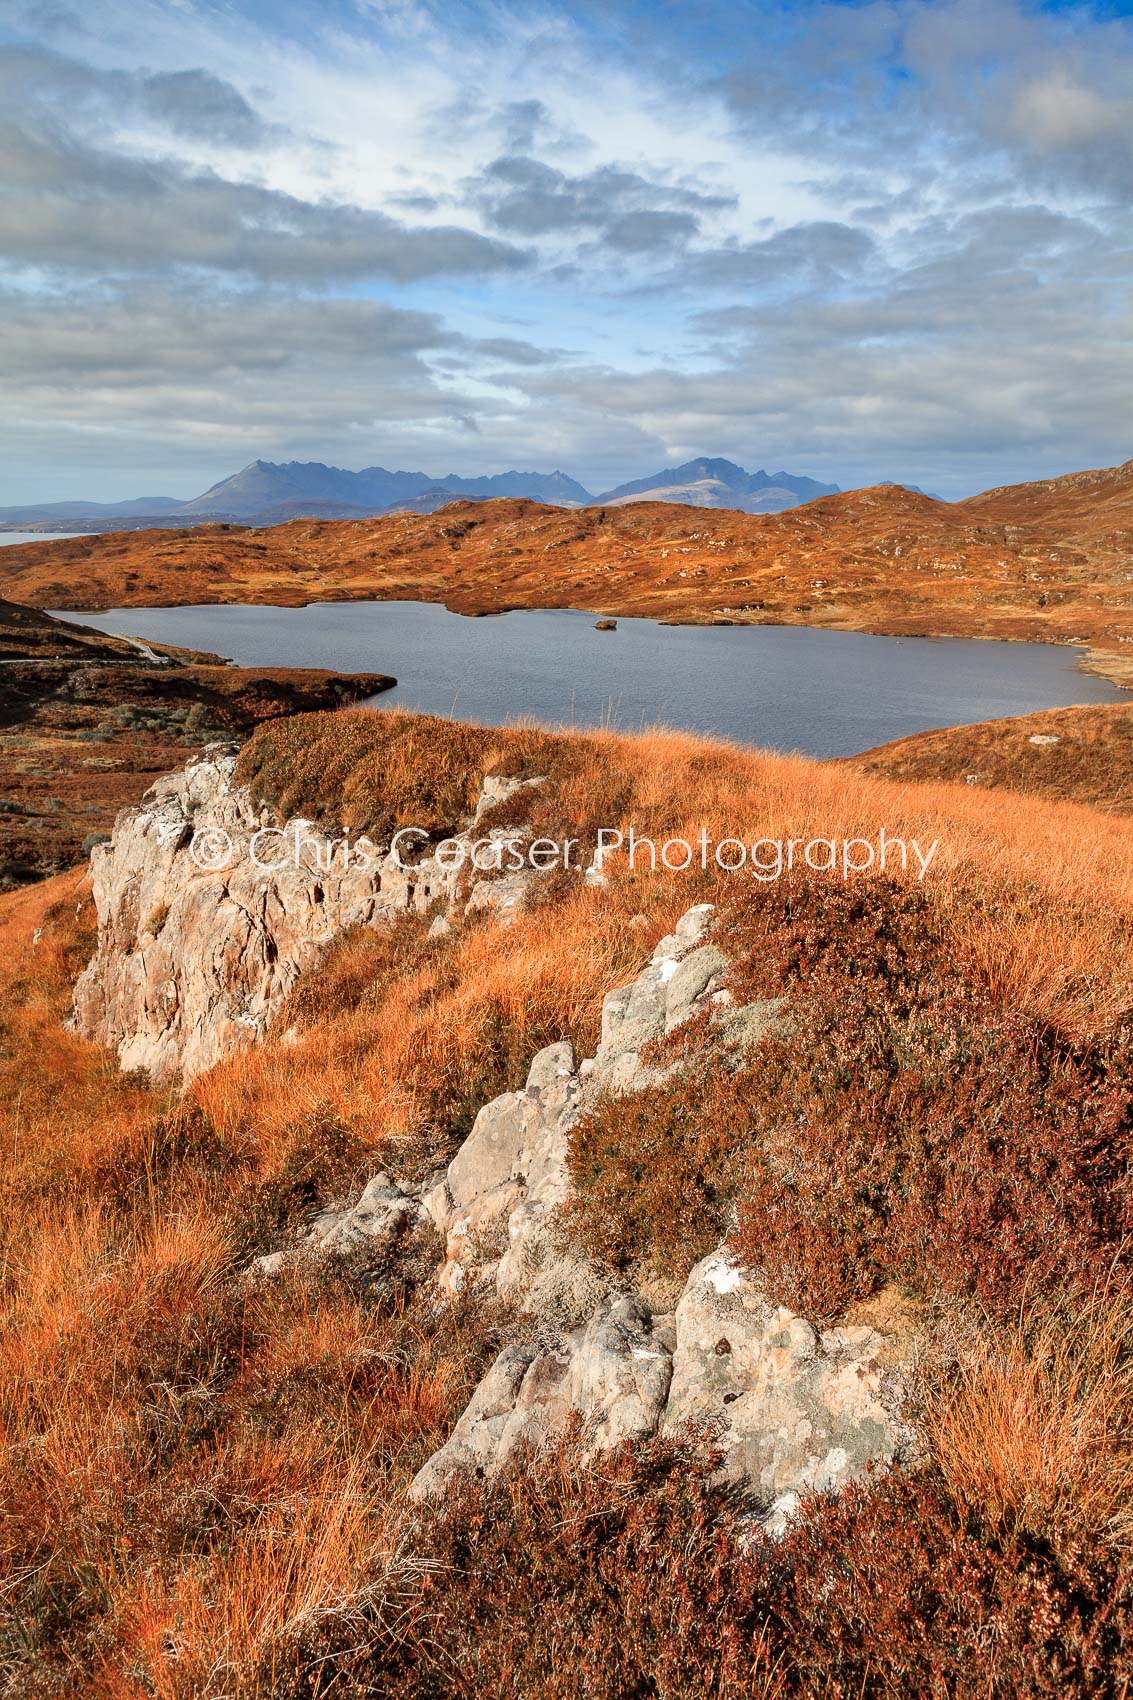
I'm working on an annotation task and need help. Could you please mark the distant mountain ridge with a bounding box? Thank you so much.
[176,461,596,519]
[594,457,839,514]
[0,456,848,530]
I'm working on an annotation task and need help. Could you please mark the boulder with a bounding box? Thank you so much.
[664,1249,913,1531]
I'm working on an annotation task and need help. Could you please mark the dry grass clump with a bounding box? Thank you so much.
[0,1181,501,1695]
[925,1280,1133,1549]
[235,707,563,840]
[190,879,656,1178]
[0,873,161,1203]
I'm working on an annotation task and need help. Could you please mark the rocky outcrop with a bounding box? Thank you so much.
[76,745,913,1530]
[409,1249,912,1529]
[253,1172,432,1280]
[422,902,729,1309]
[73,744,545,1082]
[409,1297,675,1500]
[283,896,911,1526]
[406,906,910,1521]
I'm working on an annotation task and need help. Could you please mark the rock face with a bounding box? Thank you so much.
[73,744,545,1082]
[664,1250,908,1535]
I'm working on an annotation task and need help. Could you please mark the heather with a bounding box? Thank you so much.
[282,1438,1133,1700]
[565,874,1133,1320]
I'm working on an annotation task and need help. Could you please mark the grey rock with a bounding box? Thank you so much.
[412,1244,911,1513]
[409,1294,673,1499]
[526,1039,576,1091]
[675,903,715,945]
[248,1172,429,1280]
[664,944,727,1028]
[664,1249,912,1521]
[472,774,547,824]
[73,750,559,1083]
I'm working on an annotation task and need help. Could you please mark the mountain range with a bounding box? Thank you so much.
[0,457,841,530]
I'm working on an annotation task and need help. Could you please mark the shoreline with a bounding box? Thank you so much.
[54,592,1133,695]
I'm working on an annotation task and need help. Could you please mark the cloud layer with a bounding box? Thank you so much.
[1,0,1131,501]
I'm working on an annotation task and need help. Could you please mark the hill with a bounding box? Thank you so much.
[3,703,1133,1689]
[958,456,1133,527]
[0,597,146,663]
[6,459,1133,683]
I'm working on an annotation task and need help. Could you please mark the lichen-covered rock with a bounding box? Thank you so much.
[409,1295,674,1500]
[251,1173,431,1279]
[419,908,742,1309]
[406,902,908,1521]
[411,1238,912,1524]
[664,1249,914,1532]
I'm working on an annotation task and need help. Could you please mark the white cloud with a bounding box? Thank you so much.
[1,0,1132,500]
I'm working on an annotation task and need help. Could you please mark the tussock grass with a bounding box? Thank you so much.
[926,1279,1133,1548]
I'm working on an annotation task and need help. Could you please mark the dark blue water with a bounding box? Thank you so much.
[55,600,1125,759]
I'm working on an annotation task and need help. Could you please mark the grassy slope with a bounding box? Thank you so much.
[2,712,1133,1692]
[851,700,1133,816]
[3,456,1133,684]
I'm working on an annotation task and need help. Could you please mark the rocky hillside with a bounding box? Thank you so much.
[3,707,1133,1692]
[76,757,912,1531]
[5,457,1133,683]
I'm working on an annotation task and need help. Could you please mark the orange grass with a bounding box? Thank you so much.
[197,712,1133,1161]
[0,877,497,1695]
[925,1279,1133,1548]
[2,712,1133,1689]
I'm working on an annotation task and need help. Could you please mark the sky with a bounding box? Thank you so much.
[1,0,1131,503]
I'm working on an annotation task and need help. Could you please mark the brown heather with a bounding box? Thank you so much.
[2,709,1133,1691]
[269,1433,1133,1697]
[852,700,1133,817]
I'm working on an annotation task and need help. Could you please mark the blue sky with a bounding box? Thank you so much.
[1,0,1131,501]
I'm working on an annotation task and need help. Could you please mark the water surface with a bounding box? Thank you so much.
[1,531,90,547]
[57,600,1124,759]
